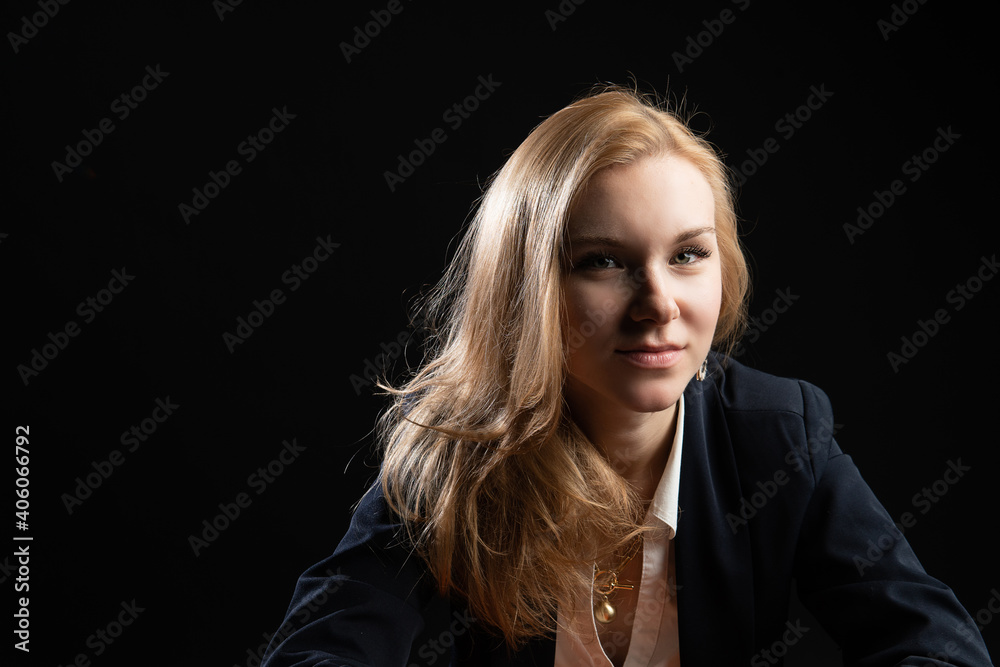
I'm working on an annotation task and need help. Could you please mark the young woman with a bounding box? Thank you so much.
[261,87,992,666]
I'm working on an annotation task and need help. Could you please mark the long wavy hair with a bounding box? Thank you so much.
[376,85,749,646]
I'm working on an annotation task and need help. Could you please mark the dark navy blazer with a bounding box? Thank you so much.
[261,354,993,666]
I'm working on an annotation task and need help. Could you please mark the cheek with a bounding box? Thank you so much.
[563,282,624,353]
[683,273,723,331]
[698,283,723,322]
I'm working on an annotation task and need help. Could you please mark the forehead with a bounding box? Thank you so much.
[568,155,715,238]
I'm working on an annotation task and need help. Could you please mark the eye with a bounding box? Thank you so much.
[672,245,712,265]
[574,252,622,270]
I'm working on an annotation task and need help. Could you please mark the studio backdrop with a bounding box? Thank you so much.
[7,1,998,665]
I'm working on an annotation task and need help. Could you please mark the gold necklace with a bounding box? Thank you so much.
[593,536,642,624]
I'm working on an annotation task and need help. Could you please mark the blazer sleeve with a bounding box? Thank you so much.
[260,483,443,667]
[791,380,993,666]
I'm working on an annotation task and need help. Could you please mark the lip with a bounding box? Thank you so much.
[615,344,684,369]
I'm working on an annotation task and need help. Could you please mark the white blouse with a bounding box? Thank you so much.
[555,394,684,667]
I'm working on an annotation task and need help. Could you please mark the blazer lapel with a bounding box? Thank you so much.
[674,375,756,661]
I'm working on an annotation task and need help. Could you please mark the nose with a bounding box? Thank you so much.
[627,264,680,324]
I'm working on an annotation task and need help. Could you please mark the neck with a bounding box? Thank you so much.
[571,400,679,502]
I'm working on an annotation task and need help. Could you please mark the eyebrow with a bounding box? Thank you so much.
[567,225,716,249]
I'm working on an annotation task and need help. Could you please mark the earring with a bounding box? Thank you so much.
[696,359,708,382]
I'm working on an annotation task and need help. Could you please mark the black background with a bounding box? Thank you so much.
[6,1,998,665]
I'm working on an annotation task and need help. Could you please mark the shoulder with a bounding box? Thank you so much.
[335,478,412,558]
[703,351,833,420]
[689,352,840,482]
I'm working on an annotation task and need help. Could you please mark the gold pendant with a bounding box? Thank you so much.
[593,539,641,626]
[594,596,616,624]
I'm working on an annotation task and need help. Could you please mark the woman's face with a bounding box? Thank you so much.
[562,154,723,415]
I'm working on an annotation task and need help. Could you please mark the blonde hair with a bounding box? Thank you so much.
[376,85,749,646]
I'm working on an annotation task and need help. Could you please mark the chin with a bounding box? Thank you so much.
[620,386,684,414]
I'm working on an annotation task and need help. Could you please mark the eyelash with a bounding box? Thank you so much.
[675,245,713,264]
[573,245,713,270]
